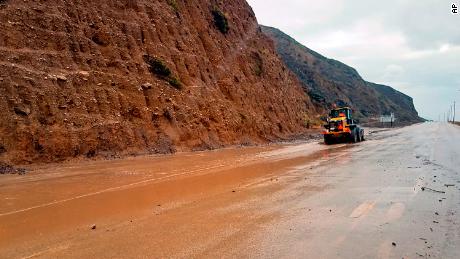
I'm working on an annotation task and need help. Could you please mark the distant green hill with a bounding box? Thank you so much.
[262,25,423,124]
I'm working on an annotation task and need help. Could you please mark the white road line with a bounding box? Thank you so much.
[0,164,229,217]
[349,201,376,218]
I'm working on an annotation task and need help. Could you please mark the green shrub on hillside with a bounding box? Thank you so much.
[144,55,172,77]
[167,77,182,89]
[143,55,183,90]
[212,9,229,34]
[167,0,179,12]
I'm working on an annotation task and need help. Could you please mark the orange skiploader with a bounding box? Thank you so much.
[323,107,364,144]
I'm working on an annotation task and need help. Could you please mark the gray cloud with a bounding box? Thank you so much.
[248,0,460,120]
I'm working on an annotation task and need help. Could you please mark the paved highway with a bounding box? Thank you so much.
[0,122,459,258]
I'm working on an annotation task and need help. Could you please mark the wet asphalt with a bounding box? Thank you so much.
[0,122,459,258]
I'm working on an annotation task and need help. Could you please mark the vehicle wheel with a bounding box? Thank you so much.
[361,131,365,141]
[324,136,332,145]
[351,131,358,143]
[357,131,361,142]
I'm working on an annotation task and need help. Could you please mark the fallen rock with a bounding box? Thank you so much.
[78,71,90,77]
[0,162,27,175]
[141,83,153,90]
[56,74,67,82]
[91,224,96,230]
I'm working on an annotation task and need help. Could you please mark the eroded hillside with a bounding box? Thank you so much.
[0,0,317,164]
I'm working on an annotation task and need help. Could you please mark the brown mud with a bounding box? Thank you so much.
[1,123,460,258]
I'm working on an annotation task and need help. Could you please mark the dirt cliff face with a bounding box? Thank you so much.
[0,0,316,164]
[262,26,422,124]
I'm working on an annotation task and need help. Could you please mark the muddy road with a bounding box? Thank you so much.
[1,122,459,258]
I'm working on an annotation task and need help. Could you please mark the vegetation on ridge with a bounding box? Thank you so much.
[143,55,182,90]
[212,9,229,34]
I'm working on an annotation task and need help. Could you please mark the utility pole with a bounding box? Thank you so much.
[454,101,456,123]
[449,106,452,122]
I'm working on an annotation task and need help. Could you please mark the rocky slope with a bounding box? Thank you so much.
[0,0,318,164]
[262,26,422,124]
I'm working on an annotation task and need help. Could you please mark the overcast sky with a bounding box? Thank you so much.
[247,0,460,120]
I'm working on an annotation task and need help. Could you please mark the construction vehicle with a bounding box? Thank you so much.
[323,107,364,145]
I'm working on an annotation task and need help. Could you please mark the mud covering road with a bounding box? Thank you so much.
[1,122,459,258]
